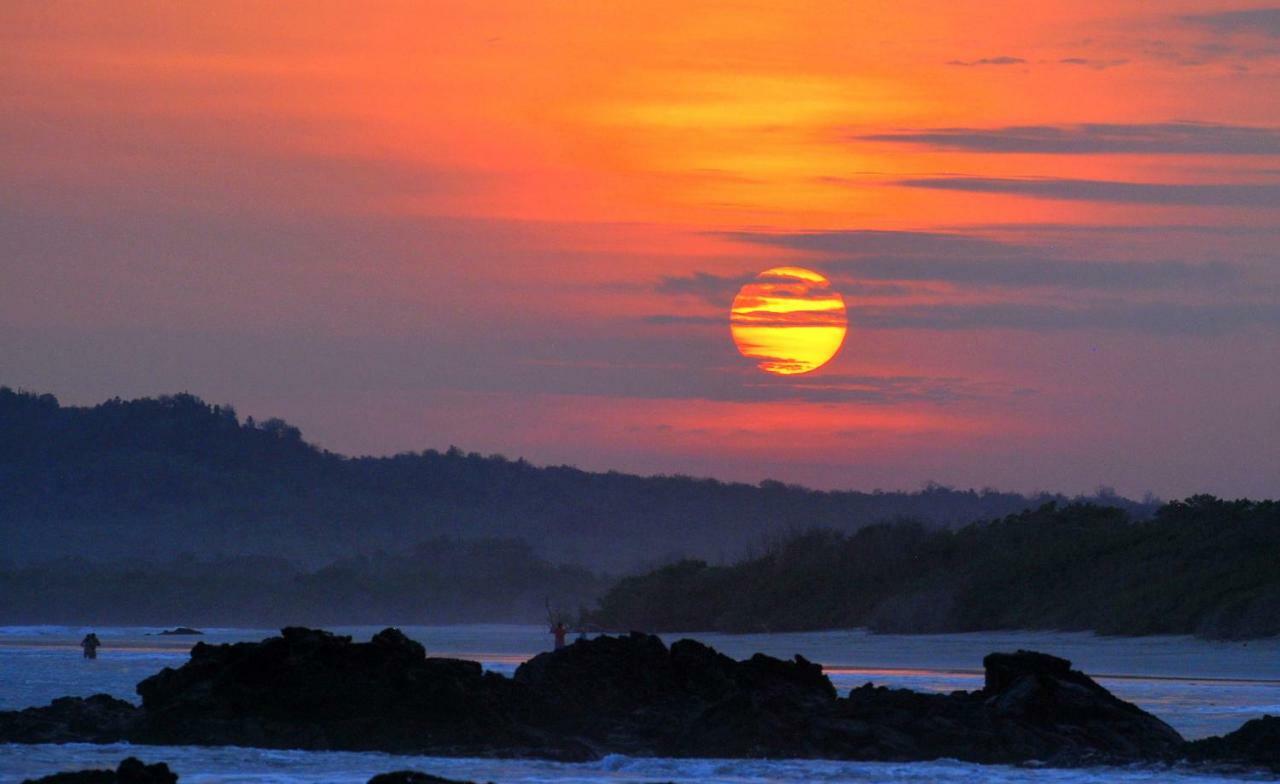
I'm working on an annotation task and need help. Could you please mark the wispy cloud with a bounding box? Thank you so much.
[829,257,1236,289]
[642,314,725,326]
[851,301,1280,335]
[646,301,1280,336]
[655,271,754,304]
[730,308,849,327]
[947,56,1027,66]
[1058,57,1129,69]
[657,270,913,305]
[712,228,1245,289]
[895,176,1280,206]
[735,373,1016,405]
[657,258,1234,297]
[714,229,1019,257]
[859,122,1280,155]
[947,56,1127,70]
[1182,8,1280,37]
[514,324,1016,405]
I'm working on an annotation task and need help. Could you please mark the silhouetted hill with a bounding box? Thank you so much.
[0,387,1156,572]
[584,497,1280,639]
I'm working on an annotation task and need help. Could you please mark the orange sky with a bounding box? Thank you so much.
[2,1,1278,497]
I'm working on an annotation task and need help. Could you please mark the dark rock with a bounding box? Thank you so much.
[21,757,176,784]
[21,771,114,784]
[114,758,177,784]
[1,628,1267,771]
[983,650,1073,692]
[366,774,483,784]
[513,633,836,757]
[0,694,140,743]
[980,650,1184,763]
[131,626,584,759]
[1185,714,1280,770]
[836,650,1184,765]
[154,628,203,636]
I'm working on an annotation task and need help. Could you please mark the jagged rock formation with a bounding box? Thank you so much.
[130,627,583,759]
[0,694,138,744]
[23,759,482,784]
[1185,714,1280,769]
[0,628,1273,771]
[366,775,483,784]
[21,757,176,784]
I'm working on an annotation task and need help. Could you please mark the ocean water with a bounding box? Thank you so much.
[4,743,1278,784]
[2,625,1278,783]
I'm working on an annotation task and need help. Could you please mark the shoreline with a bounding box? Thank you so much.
[2,628,1276,773]
[5,624,1279,742]
[7,743,1269,784]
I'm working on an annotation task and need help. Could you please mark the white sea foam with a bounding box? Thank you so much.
[1,743,1272,784]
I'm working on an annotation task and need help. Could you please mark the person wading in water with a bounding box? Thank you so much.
[81,632,101,660]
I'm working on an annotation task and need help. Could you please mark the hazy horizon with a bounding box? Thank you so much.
[4,383,1181,501]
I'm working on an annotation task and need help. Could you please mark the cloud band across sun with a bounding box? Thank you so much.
[730,267,847,375]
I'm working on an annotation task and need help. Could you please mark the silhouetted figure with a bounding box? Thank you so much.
[81,632,101,660]
[551,621,568,650]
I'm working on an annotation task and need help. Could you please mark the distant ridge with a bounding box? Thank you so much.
[584,498,1280,639]
[0,387,1156,571]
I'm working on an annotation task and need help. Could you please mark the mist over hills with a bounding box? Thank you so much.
[0,387,1156,573]
[0,538,608,627]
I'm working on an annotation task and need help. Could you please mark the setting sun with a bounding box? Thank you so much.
[730,267,847,375]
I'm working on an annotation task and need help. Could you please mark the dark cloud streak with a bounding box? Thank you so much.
[706,228,1245,290]
[715,229,1021,257]
[896,176,1280,206]
[736,373,1010,405]
[829,256,1236,289]
[851,301,1280,335]
[657,270,914,306]
[1058,58,1129,69]
[860,122,1280,154]
[646,301,1280,336]
[947,56,1027,66]
[1183,8,1280,37]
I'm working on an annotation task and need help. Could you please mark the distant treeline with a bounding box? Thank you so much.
[0,537,606,626]
[0,387,1157,572]
[584,497,1280,640]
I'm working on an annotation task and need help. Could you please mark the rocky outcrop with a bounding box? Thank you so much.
[21,759,480,784]
[834,650,1184,765]
[21,757,176,784]
[131,626,585,759]
[0,693,140,744]
[1185,714,1280,770]
[366,774,483,784]
[513,633,836,757]
[0,628,1273,771]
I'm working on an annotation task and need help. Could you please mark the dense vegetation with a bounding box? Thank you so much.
[584,498,1280,639]
[0,387,1154,572]
[0,538,605,626]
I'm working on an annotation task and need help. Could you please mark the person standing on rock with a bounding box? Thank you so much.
[550,621,568,650]
[81,632,101,660]
[545,598,570,650]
